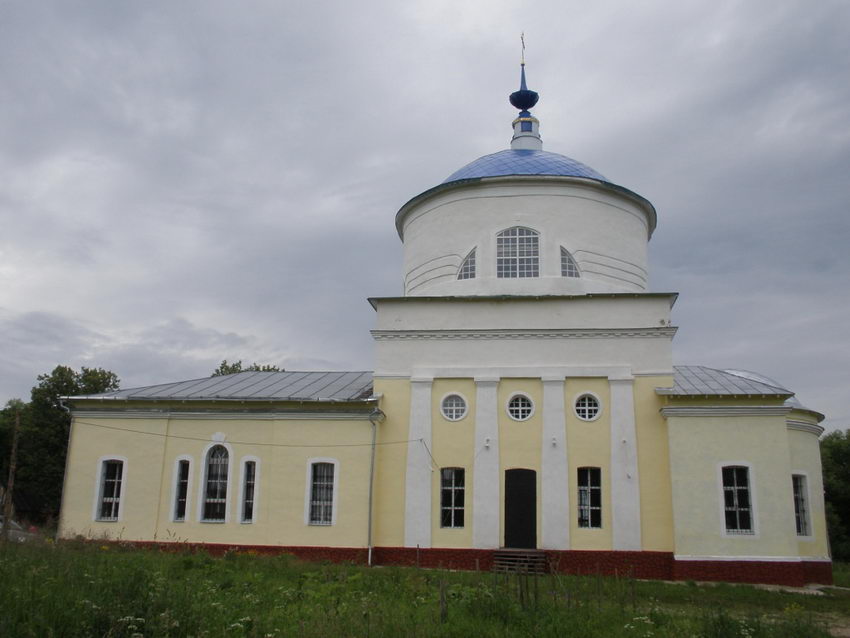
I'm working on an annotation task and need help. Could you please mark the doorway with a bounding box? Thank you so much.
[504,468,537,549]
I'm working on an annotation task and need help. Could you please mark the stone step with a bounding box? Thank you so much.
[492,550,549,574]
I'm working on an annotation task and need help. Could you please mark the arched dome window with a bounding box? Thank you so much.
[560,247,580,278]
[497,227,539,278]
[457,248,476,280]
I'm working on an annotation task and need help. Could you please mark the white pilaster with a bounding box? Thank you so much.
[609,377,642,550]
[541,377,570,549]
[404,378,433,548]
[472,378,500,548]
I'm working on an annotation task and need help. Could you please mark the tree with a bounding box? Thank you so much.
[211,360,282,376]
[9,366,119,523]
[820,429,850,560]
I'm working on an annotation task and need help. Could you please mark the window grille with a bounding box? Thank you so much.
[792,474,809,536]
[722,466,753,534]
[507,394,533,421]
[98,460,123,521]
[440,468,465,528]
[497,227,539,278]
[174,459,190,521]
[577,467,602,528]
[203,445,229,521]
[242,461,256,523]
[560,247,580,277]
[458,249,476,280]
[575,394,600,421]
[441,394,467,421]
[310,462,334,525]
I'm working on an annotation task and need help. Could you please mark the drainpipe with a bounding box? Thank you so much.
[367,406,385,566]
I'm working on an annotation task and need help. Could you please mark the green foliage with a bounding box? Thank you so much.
[821,429,850,559]
[0,543,845,637]
[211,359,282,376]
[1,366,119,522]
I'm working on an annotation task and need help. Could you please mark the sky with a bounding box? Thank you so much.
[0,0,848,431]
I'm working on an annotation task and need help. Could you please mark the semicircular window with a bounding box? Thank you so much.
[497,227,539,278]
[561,247,580,278]
[458,248,476,280]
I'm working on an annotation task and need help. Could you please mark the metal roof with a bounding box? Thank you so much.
[67,371,374,402]
[442,149,607,184]
[661,366,793,397]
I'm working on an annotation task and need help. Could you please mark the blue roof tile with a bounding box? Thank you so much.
[443,149,606,184]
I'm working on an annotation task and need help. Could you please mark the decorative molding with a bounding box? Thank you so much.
[661,406,791,418]
[372,327,677,341]
[72,410,373,421]
[786,420,824,436]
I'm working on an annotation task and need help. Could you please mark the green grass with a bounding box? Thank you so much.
[832,562,850,588]
[1,541,847,637]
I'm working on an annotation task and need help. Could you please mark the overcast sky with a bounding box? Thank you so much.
[1,0,848,431]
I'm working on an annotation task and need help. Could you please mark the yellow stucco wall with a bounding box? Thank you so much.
[565,377,612,550]
[60,411,374,547]
[430,378,476,547]
[786,415,830,558]
[667,411,798,557]
[634,376,674,551]
[498,378,543,546]
[371,378,410,547]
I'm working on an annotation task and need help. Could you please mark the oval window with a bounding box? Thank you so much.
[575,394,601,421]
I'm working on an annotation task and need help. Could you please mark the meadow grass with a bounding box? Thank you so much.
[1,541,846,637]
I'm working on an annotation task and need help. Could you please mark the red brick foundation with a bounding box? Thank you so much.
[674,558,833,587]
[112,541,833,586]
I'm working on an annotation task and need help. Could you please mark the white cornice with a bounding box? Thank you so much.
[786,420,825,436]
[371,327,677,341]
[71,410,372,421]
[661,406,792,418]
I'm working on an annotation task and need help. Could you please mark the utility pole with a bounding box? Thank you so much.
[1,409,21,543]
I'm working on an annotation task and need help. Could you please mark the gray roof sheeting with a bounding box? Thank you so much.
[68,371,374,402]
[660,366,792,397]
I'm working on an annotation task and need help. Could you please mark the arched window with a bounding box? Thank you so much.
[497,227,539,278]
[560,247,580,278]
[203,445,229,521]
[457,248,476,280]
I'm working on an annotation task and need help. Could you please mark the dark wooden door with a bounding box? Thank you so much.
[504,469,537,549]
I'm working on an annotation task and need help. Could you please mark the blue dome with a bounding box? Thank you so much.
[443,149,607,184]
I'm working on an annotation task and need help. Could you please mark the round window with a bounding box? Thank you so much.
[507,394,534,421]
[441,394,467,421]
[575,394,601,421]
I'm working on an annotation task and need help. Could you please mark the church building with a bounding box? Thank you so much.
[58,64,831,586]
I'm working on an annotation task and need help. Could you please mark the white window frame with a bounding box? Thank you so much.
[197,441,233,523]
[792,472,812,539]
[496,226,540,278]
[560,246,581,278]
[457,248,476,280]
[92,455,128,522]
[717,462,759,538]
[440,467,465,528]
[238,455,261,524]
[170,455,193,523]
[440,392,469,421]
[577,466,602,529]
[573,392,602,422]
[506,392,535,421]
[304,458,339,526]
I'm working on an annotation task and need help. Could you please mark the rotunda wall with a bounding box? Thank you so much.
[400,178,652,296]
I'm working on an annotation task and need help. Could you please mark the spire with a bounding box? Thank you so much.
[509,34,542,150]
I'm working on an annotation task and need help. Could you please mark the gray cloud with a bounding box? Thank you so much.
[1,1,848,430]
